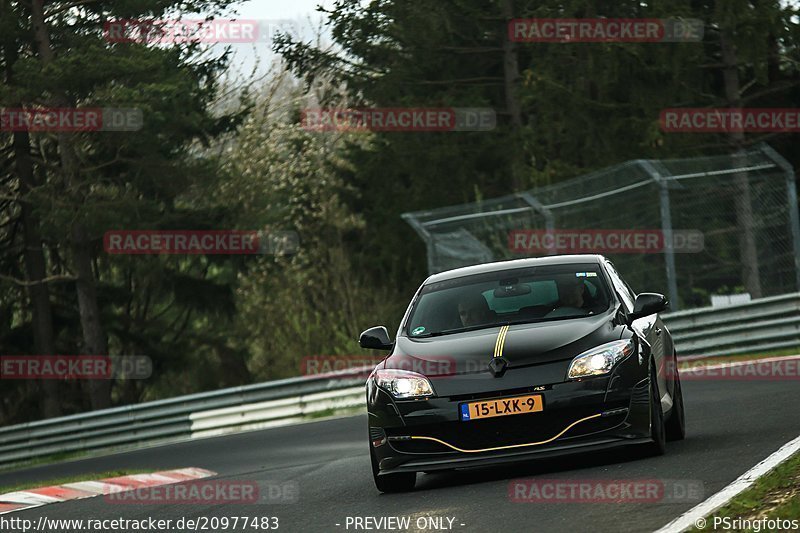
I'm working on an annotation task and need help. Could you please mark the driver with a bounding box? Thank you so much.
[546,276,590,318]
[457,292,493,327]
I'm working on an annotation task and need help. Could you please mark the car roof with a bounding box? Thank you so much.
[423,254,607,284]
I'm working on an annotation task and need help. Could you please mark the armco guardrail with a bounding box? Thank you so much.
[663,292,800,358]
[0,370,368,467]
[2,293,799,467]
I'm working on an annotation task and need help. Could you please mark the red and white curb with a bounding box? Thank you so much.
[0,467,215,515]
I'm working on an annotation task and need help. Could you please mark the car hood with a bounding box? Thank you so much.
[386,310,623,377]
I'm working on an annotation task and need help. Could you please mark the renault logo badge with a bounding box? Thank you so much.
[488,357,508,377]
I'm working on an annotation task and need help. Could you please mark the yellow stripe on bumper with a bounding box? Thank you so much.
[408,413,602,453]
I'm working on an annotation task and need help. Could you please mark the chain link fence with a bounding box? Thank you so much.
[403,143,800,310]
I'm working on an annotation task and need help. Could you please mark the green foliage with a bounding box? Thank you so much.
[0,0,254,420]
[217,76,403,380]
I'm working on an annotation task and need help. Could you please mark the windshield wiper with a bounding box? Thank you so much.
[418,315,596,337]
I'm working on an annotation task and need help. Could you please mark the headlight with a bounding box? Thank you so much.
[373,369,434,399]
[567,339,635,380]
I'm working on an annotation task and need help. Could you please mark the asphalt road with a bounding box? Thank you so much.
[3,379,799,533]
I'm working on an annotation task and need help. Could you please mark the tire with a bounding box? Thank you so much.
[665,366,686,441]
[644,359,666,456]
[370,446,416,493]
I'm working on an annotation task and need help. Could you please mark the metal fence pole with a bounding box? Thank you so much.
[758,144,800,292]
[639,160,680,310]
[659,184,680,310]
[518,192,556,255]
[788,175,800,292]
[401,213,436,275]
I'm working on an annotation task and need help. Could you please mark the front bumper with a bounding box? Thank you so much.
[368,353,651,475]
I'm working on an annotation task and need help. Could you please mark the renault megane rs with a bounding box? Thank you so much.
[360,255,685,492]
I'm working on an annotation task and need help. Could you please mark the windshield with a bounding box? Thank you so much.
[405,264,612,337]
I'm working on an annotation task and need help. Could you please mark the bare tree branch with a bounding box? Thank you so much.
[0,273,76,286]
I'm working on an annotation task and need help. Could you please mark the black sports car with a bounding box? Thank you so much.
[360,254,685,493]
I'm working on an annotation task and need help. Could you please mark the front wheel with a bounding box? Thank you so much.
[665,367,686,441]
[370,446,416,493]
[643,360,666,456]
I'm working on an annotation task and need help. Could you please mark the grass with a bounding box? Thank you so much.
[688,451,800,532]
[0,469,151,495]
[0,450,91,475]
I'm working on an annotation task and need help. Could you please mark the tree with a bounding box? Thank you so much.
[0,0,249,420]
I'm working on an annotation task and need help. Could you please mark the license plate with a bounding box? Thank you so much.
[459,394,543,421]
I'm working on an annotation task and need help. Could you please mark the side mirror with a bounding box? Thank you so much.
[359,326,393,350]
[628,293,669,323]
